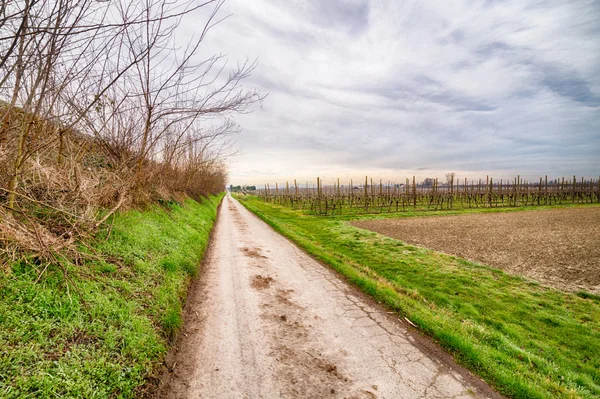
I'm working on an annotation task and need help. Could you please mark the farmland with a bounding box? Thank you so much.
[352,207,600,294]
[236,194,600,399]
[256,175,600,215]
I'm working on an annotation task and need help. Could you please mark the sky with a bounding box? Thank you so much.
[188,0,600,185]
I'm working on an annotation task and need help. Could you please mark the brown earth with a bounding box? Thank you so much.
[352,207,600,294]
[251,275,274,289]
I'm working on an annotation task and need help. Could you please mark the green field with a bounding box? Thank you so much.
[0,194,223,398]
[237,195,600,399]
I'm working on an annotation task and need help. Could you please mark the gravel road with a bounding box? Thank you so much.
[158,194,501,399]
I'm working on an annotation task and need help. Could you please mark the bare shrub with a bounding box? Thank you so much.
[0,0,261,265]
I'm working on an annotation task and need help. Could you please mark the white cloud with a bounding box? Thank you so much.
[184,0,600,185]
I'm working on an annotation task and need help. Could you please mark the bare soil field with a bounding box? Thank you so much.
[352,207,600,294]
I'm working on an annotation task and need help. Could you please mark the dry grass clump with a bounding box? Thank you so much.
[0,118,227,266]
[0,208,75,270]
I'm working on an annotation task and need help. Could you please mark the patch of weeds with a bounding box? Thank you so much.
[576,291,600,302]
[159,256,178,273]
[162,306,183,341]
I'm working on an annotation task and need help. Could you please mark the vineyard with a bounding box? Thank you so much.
[255,175,600,215]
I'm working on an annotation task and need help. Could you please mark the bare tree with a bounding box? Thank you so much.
[0,0,261,258]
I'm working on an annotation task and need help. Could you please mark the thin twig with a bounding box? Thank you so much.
[0,187,95,222]
[95,189,126,228]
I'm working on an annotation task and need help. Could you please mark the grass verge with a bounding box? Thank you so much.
[237,195,600,399]
[0,194,224,398]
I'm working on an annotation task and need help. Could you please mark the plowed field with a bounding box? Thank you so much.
[352,207,600,294]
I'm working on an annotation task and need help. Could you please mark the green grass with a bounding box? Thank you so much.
[236,195,600,399]
[0,194,223,398]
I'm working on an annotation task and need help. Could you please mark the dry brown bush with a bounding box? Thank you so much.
[0,0,260,266]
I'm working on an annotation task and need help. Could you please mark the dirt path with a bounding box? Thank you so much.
[157,194,501,399]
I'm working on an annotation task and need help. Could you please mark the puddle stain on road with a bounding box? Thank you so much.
[251,275,274,290]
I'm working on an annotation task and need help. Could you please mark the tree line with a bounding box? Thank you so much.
[229,185,256,192]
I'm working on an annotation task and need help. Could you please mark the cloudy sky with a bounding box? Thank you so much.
[192,0,600,185]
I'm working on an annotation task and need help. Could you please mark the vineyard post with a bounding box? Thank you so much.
[413,175,417,209]
[364,176,368,211]
[275,183,279,204]
[573,175,576,203]
[286,181,289,206]
[500,179,503,206]
[347,180,350,208]
[434,178,438,210]
[486,175,489,205]
[317,177,321,214]
[489,177,493,207]
[464,177,467,208]
[337,178,341,214]
[545,175,548,205]
[326,178,330,214]
[387,181,391,212]
[517,175,520,206]
[371,178,374,204]
[381,179,385,210]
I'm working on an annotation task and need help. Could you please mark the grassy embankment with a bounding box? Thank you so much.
[237,195,600,399]
[0,194,223,398]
